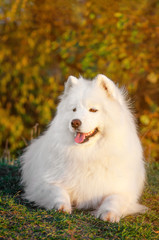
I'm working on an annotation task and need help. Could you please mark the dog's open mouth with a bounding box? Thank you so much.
[74,128,99,144]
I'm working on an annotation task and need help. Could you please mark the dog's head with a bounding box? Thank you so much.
[59,74,126,145]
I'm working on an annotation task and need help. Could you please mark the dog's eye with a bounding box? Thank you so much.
[73,108,76,112]
[89,108,98,113]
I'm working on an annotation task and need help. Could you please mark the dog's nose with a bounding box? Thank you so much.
[71,119,82,129]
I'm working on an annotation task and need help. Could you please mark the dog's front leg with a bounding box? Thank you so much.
[93,194,128,222]
[35,183,72,213]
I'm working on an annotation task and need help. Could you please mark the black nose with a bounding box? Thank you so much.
[71,119,82,129]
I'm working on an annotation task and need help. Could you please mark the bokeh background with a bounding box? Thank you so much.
[0,0,159,161]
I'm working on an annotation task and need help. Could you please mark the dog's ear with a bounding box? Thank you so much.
[64,76,78,93]
[95,74,118,99]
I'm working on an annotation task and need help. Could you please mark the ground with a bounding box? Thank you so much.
[0,159,158,239]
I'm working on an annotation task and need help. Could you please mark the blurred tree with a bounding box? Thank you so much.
[0,0,158,160]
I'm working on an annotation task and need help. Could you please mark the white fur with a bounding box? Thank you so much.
[21,74,147,222]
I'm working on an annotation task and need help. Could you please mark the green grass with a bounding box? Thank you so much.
[0,159,158,240]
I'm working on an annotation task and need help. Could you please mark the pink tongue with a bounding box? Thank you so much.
[75,133,86,144]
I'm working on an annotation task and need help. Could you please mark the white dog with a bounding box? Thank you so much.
[21,74,147,222]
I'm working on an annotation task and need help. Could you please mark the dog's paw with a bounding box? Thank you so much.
[54,202,72,214]
[92,210,121,223]
[100,211,120,223]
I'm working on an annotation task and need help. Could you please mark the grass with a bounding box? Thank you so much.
[0,159,158,240]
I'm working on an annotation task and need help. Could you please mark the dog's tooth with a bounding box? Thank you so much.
[84,129,96,137]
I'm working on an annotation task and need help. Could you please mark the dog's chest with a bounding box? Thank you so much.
[64,162,113,208]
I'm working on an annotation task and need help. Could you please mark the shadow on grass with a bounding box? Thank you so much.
[0,162,21,194]
[0,160,37,210]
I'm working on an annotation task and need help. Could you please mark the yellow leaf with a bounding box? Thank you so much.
[140,115,150,125]
[147,72,158,84]
[114,12,123,18]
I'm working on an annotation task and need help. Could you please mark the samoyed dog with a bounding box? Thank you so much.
[21,74,147,222]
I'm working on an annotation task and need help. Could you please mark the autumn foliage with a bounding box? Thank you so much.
[0,0,159,161]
